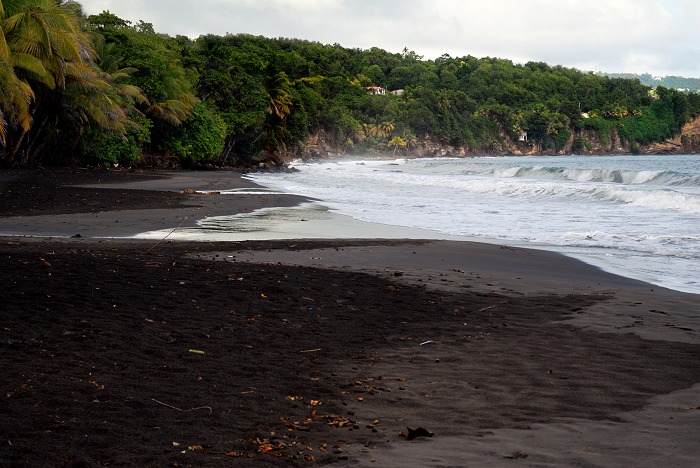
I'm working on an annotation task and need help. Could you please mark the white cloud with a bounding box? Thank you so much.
[77,0,699,77]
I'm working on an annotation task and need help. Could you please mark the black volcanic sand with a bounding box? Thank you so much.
[0,168,189,217]
[1,168,699,467]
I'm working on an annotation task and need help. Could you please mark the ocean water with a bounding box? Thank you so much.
[247,154,700,294]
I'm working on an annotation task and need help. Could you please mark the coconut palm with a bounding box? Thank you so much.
[379,120,395,138]
[2,0,93,161]
[97,21,196,128]
[2,0,136,164]
[3,0,91,89]
[387,135,406,155]
[0,46,33,146]
[93,34,148,111]
[404,132,418,150]
[260,71,294,152]
[264,71,292,119]
[5,0,102,161]
[0,0,34,147]
[144,56,197,126]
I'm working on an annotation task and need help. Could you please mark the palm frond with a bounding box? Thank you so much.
[10,51,54,88]
[0,59,34,132]
[147,98,194,125]
[0,111,6,146]
[0,31,10,62]
[109,67,138,82]
[115,83,148,105]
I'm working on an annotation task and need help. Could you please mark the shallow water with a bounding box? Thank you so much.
[247,154,700,294]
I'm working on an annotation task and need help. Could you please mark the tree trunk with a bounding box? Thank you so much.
[220,138,236,165]
[5,127,28,166]
[21,113,52,165]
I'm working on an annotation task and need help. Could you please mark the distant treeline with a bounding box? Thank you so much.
[2,1,700,167]
[601,73,700,93]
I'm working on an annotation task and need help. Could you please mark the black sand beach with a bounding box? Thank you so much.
[1,169,699,467]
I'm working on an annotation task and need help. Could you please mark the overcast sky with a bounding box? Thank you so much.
[78,0,700,78]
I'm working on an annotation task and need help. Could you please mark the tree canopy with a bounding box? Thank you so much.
[1,2,699,167]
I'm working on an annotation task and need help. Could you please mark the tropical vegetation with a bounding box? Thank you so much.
[1,1,699,168]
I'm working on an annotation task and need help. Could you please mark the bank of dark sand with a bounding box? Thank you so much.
[1,168,699,467]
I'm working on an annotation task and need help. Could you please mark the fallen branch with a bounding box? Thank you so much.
[151,398,212,415]
[500,245,528,253]
[146,216,189,253]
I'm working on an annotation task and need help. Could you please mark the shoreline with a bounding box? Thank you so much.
[248,155,700,296]
[3,164,696,295]
[1,168,699,466]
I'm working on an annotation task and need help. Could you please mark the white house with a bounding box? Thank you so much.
[364,86,386,95]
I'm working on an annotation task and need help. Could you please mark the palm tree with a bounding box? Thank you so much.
[261,71,293,152]
[264,71,292,119]
[379,120,395,138]
[93,35,147,110]
[0,46,33,147]
[0,0,33,148]
[404,132,418,150]
[143,55,197,126]
[2,0,94,162]
[88,13,197,129]
[3,0,91,89]
[2,0,137,164]
[388,135,406,155]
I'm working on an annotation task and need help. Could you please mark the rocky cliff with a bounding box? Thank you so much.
[292,116,700,162]
[571,116,700,155]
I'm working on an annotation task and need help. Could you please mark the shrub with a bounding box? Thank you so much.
[165,103,227,165]
[80,115,152,167]
[571,137,589,153]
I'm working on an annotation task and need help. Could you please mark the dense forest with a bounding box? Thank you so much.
[2,0,700,168]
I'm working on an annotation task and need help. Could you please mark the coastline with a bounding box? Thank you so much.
[1,168,699,466]
[4,164,695,293]
[249,154,700,296]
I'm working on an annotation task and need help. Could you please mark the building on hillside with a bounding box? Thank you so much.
[364,86,386,95]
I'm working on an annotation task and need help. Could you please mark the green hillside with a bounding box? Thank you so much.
[2,1,700,167]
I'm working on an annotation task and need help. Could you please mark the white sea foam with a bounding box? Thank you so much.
[246,154,700,294]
